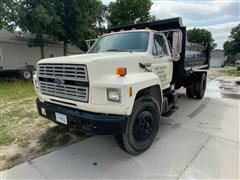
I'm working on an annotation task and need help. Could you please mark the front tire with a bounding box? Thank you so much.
[115,95,160,155]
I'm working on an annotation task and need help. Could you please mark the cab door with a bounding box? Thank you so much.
[150,33,173,90]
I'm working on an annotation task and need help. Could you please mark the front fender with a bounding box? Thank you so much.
[92,72,162,115]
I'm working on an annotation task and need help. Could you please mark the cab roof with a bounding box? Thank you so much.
[101,29,155,38]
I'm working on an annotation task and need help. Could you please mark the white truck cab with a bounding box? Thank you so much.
[34,18,210,154]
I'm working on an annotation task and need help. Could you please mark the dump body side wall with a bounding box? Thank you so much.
[172,27,209,89]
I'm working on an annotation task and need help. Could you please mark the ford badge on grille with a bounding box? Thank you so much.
[54,79,64,85]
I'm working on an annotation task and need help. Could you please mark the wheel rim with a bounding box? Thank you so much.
[133,110,154,142]
[24,71,31,79]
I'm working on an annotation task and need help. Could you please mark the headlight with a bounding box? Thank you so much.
[107,88,121,102]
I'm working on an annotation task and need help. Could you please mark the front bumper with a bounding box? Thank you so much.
[36,99,128,135]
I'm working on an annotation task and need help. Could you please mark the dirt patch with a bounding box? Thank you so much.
[207,68,226,80]
[0,80,89,170]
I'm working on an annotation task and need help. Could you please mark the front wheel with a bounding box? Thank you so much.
[115,95,160,155]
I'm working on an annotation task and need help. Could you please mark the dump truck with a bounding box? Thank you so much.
[34,17,210,155]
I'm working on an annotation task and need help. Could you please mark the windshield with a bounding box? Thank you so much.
[88,32,149,53]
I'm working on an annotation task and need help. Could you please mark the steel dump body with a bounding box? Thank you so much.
[109,17,210,89]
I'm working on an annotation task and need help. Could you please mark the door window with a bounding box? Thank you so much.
[152,34,168,56]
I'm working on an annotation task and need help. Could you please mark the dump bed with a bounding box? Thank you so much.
[109,18,210,87]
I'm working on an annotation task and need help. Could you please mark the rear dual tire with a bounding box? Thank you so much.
[115,95,160,155]
[195,73,207,99]
[186,82,194,98]
[186,73,207,99]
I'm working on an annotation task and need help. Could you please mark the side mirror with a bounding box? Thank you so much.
[85,39,96,49]
[172,31,182,62]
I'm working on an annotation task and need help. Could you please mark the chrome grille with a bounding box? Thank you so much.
[38,64,88,82]
[37,64,89,102]
[39,82,88,102]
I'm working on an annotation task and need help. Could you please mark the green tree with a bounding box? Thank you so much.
[187,28,217,51]
[18,1,55,58]
[224,24,240,61]
[50,0,104,55]
[96,4,108,35]
[224,41,234,58]
[0,0,18,31]
[107,0,154,27]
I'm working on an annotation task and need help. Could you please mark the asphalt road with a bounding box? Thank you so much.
[2,76,239,179]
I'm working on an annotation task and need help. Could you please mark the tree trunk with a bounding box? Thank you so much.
[40,46,45,59]
[63,41,68,56]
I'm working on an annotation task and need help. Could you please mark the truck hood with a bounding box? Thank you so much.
[38,52,150,82]
[38,52,146,65]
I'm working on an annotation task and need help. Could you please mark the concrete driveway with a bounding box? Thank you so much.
[2,77,239,179]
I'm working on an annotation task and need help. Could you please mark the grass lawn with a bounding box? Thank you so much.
[0,79,88,170]
[220,66,240,76]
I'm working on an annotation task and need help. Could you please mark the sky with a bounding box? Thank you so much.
[102,0,240,49]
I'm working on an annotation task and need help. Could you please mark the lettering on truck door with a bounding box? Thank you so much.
[150,34,172,89]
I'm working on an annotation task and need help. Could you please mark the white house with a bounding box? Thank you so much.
[0,29,84,79]
[210,49,227,67]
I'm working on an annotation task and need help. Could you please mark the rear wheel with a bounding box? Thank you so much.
[115,95,160,155]
[20,70,32,80]
[186,83,194,98]
[195,73,207,99]
[186,72,207,99]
